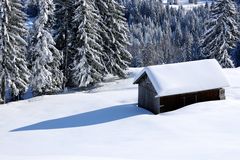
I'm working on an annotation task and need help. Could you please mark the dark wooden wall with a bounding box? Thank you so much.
[136,74,226,114]
[160,89,225,113]
[138,74,160,114]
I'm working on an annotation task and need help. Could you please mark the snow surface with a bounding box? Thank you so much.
[0,67,240,160]
[134,59,229,97]
[162,0,211,10]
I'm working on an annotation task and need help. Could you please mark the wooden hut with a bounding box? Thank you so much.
[133,59,229,114]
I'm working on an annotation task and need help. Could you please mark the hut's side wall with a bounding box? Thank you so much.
[160,88,225,113]
[138,75,160,114]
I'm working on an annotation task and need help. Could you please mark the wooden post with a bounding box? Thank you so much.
[219,88,225,100]
[183,96,186,106]
[195,94,198,102]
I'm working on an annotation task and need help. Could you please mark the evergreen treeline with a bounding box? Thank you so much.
[123,0,209,66]
[121,0,239,67]
[0,0,131,103]
[54,0,132,88]
[201,0,240,68]
[0,0,239,103]
[0,0,30,103]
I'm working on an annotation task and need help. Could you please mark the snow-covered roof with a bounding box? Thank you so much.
[134,59,230,97]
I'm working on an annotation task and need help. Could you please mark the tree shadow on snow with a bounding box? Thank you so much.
[10,104,151,132]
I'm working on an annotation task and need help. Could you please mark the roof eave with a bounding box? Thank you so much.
[155,85,230,98]
[133,70,147,84]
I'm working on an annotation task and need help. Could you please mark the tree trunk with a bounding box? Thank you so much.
[1,75,6,104]
[62,1,69,90]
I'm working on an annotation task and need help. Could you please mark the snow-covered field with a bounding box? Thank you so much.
[162,0,211,10]
[0,67,240,160]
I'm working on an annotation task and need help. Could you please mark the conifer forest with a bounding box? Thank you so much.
[0,0,240,103]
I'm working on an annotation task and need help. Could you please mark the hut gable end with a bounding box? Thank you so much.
[138,74,157,95]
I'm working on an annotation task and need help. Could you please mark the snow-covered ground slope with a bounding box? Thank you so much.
[0,67,240,160]
[162,0,211,10]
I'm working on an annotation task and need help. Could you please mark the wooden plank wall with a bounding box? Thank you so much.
[138,75,160,114]
[137,74,226,114]
[160,89,224,113]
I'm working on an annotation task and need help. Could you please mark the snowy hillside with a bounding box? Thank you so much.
[0,68,240,160]
[162,0,211,10]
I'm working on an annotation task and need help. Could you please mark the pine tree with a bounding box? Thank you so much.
[0,0,9,103]
[71,0,105,87]
[201,0,240,68]
[96,0,132,78]
[29,0,63,95]
[160,20,174,64]
[174,22,183,47]
[183,30,193,61]
[0,0,30,103]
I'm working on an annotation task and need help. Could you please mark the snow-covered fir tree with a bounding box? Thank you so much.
[201,0,240,68]
[183,30,193,61]
[96,0,132,78]
[0,0,30,103]
[0,0,9,103]
[29,0,63,95]
[71,0,105,87]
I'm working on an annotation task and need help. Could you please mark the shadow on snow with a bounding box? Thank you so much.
[11,104,151,132]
